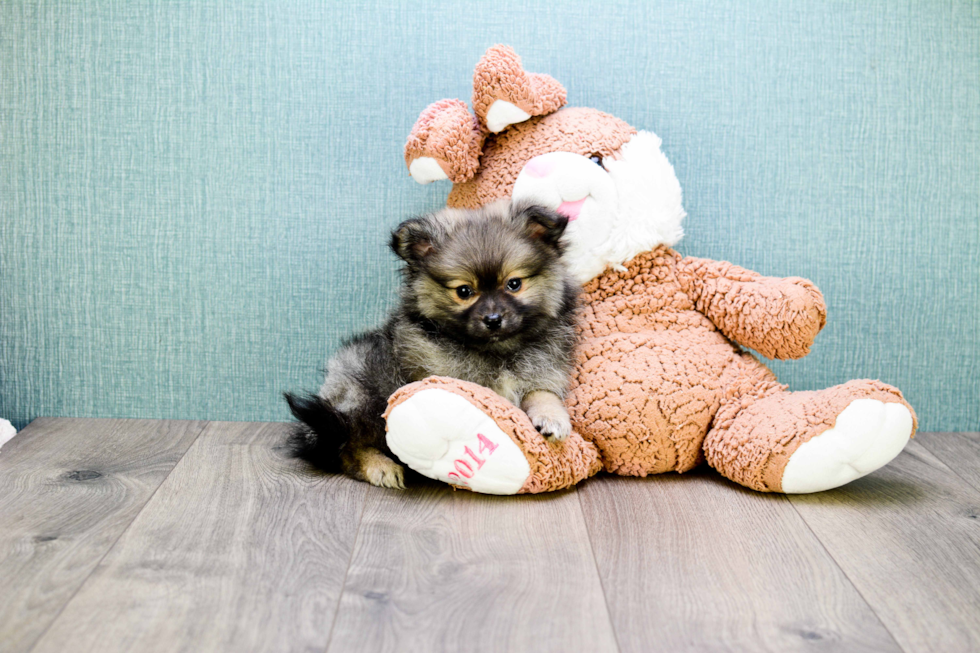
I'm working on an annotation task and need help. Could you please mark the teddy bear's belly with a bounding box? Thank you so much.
[567,326,738,476]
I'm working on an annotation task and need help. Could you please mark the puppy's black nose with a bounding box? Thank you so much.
[483,314,502,331]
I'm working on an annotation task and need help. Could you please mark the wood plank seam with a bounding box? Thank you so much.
[917,433,980,495]
[575,488,624,653]
[27,422,369,653]
[920,456,976,495]
[321,480,371,653]
[22,420,212,653]
[324,484,621,652]
[578,472,904,651]
[787,442,980,651]
[785,496,907,653]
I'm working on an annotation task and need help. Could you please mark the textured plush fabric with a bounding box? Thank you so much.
[385,377,602,493]
[675,257,827,360]
[404,99,485,183]
[1,1,977,430]
[568,247,916,490]
[706,378,914,492]
[404,45,573,189]
[471,45,567,131]
[447,108,637,210]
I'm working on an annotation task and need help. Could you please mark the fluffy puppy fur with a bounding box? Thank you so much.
[285,200,579,488]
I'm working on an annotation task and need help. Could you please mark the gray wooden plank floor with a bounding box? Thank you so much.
[29,422,366,653]
[917,431,980,494]
[0,418,206,653]
[578,471,901,653]
[1,420,978,653]
[327,486,618,653]
[788,439,980,653]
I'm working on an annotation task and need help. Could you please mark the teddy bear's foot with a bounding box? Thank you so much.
[0,418,16,451]
[404,99,485,184]
[385,377,602,494]
[386,386,533,495]
[472,45,567,133]
[781,399,913,493]
[704,377,917,493]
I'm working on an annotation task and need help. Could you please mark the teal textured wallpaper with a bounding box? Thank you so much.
[1,1,978,431]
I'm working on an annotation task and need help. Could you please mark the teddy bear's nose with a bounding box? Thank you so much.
[523,154,558,179]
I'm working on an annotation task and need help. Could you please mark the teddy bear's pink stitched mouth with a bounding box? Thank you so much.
[557,197,587,221]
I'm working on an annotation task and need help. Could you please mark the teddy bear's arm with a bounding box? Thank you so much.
[675,256,827,360]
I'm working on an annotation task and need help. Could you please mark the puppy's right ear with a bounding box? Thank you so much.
[390,217,436,263]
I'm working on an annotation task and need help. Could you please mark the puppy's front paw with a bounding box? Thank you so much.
[531,412,572,442]
[366,460,406,490]
[359,450,406,490]
[523,391,573,442]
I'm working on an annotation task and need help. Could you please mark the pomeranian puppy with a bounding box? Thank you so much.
[285,199,579,488]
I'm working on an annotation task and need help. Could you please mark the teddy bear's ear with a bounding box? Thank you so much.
[404,99,485,185]
[472,45,567,134]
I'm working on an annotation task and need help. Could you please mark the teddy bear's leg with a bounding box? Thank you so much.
[703,355,916,493]
[384,377,602,494]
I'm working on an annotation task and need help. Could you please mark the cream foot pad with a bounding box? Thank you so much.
[385,377,602,495]
[781,399,914,494]
[387,389,531,494]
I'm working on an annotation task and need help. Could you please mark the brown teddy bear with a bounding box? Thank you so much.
[384,45,916,495]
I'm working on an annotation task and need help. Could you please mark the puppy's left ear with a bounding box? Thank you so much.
[514,202,568,250]
[391,217,437,264]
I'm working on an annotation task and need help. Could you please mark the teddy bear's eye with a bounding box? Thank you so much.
[589,154,606,169]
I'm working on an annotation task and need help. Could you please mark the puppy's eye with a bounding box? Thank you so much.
[506,278,522,292]
[455,285,474,299]
[589,154,605,169]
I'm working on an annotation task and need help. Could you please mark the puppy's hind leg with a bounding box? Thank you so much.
[522,390,572,441]
[344,447,406,490]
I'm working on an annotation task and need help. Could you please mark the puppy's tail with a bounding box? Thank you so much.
[283,392,350,472]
